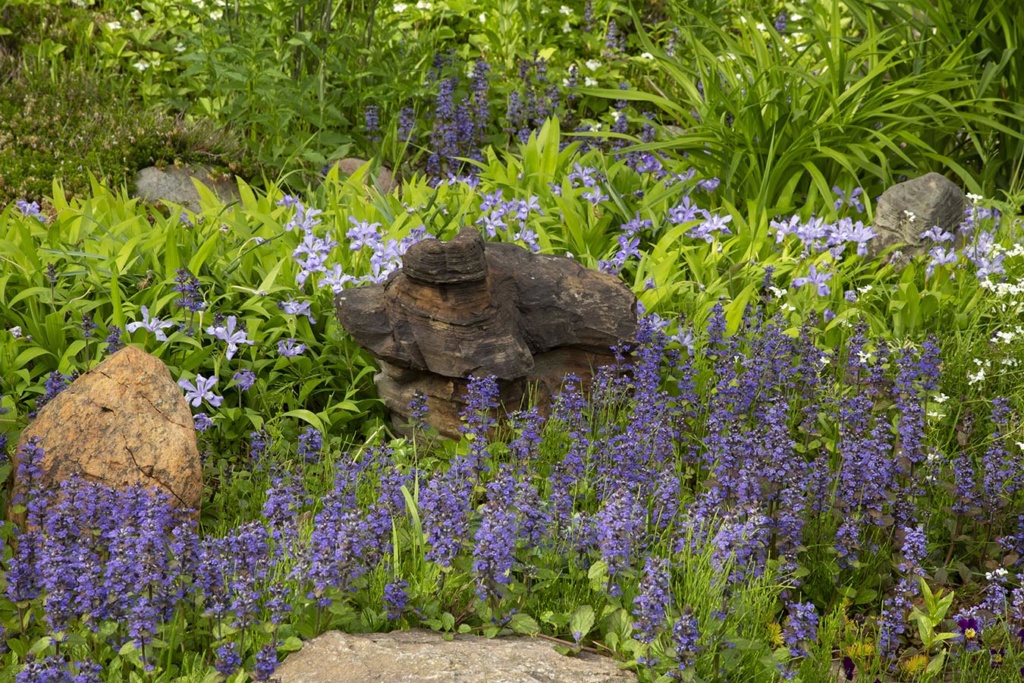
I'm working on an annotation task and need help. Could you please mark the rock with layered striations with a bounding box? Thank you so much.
[335,227,637,437]
[275,629,638,683]
[11,346,203,519]
[870,172,965,260]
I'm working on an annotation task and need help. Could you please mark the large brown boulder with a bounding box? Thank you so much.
[336,227,637,437]
[11,346,203,518]
[275,629,638,683]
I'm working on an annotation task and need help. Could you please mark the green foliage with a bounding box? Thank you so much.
[601,0,1024,215]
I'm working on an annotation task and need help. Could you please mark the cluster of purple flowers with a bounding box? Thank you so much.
[344,215,429,284]
[506,54,561,145]
[474,191,543,252]
[425,54,491,177]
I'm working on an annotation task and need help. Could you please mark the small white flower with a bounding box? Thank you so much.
[926,410,943,419]
[585,59,602,71]
[393,2,408,10]
[857,350,872,365]
[934,393,949,404]
[903,209,916,222]
[210,9,223,20]
[967,192,984,202]
[175,42,186,53]
[790,13,803,20]
[107,20,122,30]
[10,326,22,338]
[755,22,766,31]
[416,0,432,9]
[768,286,787,299]
[584,77,598,87]
[559,4,572,15]
[134,60,150,71]
[479,12,486,22]
[968,368,986,385]
[857,284,873,294]
[563,22,571,33]
[639,52,655,61]
[992,330,1016,344]
[610,110,623,122]
[130,9,142,21]
[780,302,796,313]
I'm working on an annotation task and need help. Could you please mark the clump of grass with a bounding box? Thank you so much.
[0,56,252,206]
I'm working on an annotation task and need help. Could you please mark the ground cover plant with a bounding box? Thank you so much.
[2,0,1024,681]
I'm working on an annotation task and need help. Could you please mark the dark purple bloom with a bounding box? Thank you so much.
[32,371,73,416]
[409,391,429,428]
[958,616,982,650]
[671,611,701,672]
[215,642,242,677]
[774,10,788,32]
[384,579,409,620]
[249,429,271,463]
[297,426,323,463]
[173,268,206,312]
[595,487,645,595]
[81,312,97,339]
[633,556,671,658]
[194,413,213,431]
[420,464,472,568]
[782,602,818,657]
[472,490,519,602]
[253,643,278,681]
[364,104,381,141]
[104,325,124,353]
[398,106,416,142]
[842,656,855,680]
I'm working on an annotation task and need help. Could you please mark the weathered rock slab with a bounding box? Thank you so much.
[870,172,965,259]
[134,164,240,213]
[336,227,637,437]
[12,346,203,516]
[275,630,637,683]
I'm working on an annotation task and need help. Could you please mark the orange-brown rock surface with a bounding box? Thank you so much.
[12,346,203,518]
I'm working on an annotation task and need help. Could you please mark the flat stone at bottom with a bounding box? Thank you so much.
[274,629,638,683]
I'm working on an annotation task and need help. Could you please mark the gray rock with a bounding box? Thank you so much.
[870,172,965,259]
[134,165,240,213]
[275,630,637,683]
[331,157,397,194]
